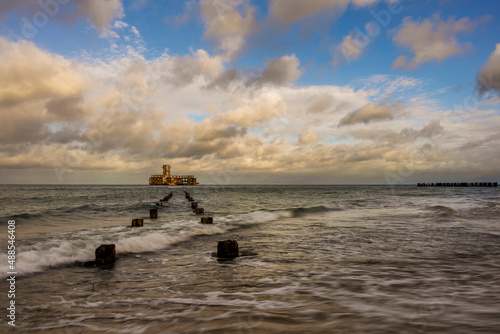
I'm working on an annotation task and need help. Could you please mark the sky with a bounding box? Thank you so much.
[0,0,499,185]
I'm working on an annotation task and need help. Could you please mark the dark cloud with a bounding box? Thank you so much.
[250,54,301,86]
[338,102,403,127]
[476,44,500,96]
[350,120,444,144]
[308,96,334,113]
[0,0,124,33]
[46,96,86,121]
[206,68,238,89]
[207,54,301,89]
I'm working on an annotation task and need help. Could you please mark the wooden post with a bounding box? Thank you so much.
[150,208,158,219]
[131,219,144,227]
[95,244,117,265]
[201,217,213,224]
[217,240,239,258]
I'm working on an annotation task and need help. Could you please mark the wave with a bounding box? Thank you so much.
[0,208,292,278]
[290,205,342,217]
[427,205,460,218]
[5,212,44,220]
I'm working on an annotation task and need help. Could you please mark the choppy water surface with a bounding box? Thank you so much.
[0,185,499,333]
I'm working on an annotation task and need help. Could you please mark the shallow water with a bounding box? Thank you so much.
[1,185,499,333]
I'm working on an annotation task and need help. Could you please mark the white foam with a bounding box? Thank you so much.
[0,241,95,278]
[0,208,291,278]
[221,210,292,226]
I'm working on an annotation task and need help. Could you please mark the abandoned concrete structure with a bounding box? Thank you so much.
[149,165,198,186]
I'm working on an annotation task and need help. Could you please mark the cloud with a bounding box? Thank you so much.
[392,14,479,69]
[250,54,301,86]
[164,0,196,26]
[333,34,365,66]
[350,120,443,144]
[299,128,319,144]
[200,0,256,59]
[194,119,246,142]
[207,54,301,89]
[268,0,397,25]
[338,102,403,126]
[0,39,87,106]
[1,35,498,184]
[77,0,124,33]
[308,96,334,113]
[222,91,287,127]
[156,49,225,87]
[0,0,124,35]
[0,38,88,144]
[476,43,500,96]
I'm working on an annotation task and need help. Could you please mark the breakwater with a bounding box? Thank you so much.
[417,182,498,187]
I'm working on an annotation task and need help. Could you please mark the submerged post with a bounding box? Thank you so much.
[131,218,144,227]
[150,208,158,219]
[95,244,117,265]
[201,217,213,224]
[217,240,239,258]
[193,208,204,214]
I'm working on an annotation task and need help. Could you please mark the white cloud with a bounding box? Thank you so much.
[299,128,319,144]
[200,0,256,59]
[222,91,287,127]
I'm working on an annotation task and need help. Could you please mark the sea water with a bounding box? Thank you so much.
[0,185,499,333]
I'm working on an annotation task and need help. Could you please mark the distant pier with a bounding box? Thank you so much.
[417,182,498,187]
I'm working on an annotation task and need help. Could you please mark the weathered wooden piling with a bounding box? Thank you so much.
[131,218,144,227]
[217,240,239,258]
[191,202,198,209]
[201,217,213,224]
[95,244,117,265]
[188,197,194,201]
[193,208,204,214]
[150,208,158,219]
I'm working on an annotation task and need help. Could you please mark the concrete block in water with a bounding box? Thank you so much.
[217,240,239,258]
[201,217,213,224]
[131,218,144,227]
[193,208,204,214]
[95,244,117,265]
[150,208,158,219]
[191,202,198,209]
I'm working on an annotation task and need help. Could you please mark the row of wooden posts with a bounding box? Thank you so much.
[417,182,498,187]
[91,190,239,266]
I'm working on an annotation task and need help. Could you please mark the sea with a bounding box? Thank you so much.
[0,184,499,333]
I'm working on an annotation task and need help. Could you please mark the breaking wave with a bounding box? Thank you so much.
[0,209,293,278]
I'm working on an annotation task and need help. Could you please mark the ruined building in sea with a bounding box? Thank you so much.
[149,165,199,186]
